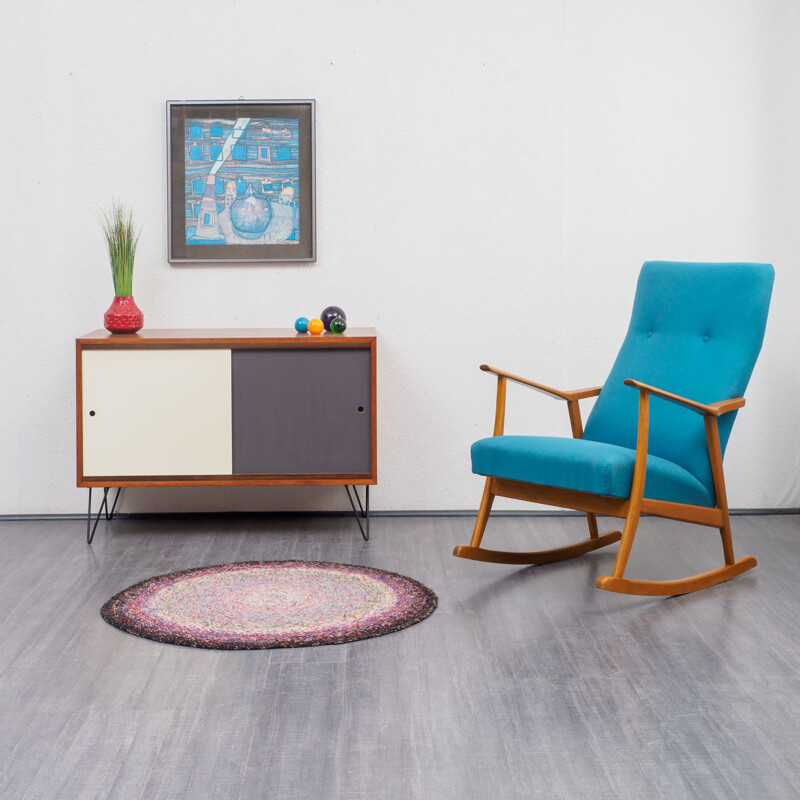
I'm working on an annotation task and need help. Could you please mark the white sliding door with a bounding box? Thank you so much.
[82,349,232,477]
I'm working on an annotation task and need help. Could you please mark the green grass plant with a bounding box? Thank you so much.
[101,202,139,297]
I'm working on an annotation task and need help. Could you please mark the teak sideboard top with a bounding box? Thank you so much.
[77,328,377,348]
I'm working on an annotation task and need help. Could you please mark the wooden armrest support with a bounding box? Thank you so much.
[623,379,745,417]
[480,365,602,402]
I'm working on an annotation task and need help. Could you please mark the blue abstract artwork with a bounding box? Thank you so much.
[183,117,300,246]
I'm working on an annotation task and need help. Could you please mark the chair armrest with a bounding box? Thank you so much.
[623,379,745,417]
[480,365,602,402]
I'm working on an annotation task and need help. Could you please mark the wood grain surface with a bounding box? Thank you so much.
[0,513,798,798]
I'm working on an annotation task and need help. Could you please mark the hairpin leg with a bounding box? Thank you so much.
[344,485,370,541]
[86,487,122,544]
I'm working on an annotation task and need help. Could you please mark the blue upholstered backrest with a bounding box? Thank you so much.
[583,261,774,502]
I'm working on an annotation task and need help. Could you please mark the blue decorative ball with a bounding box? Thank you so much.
[294,316,309,333]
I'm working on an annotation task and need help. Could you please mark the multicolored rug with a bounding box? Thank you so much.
[100,561,437,649]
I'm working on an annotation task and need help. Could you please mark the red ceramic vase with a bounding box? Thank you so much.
[104,296,144,334]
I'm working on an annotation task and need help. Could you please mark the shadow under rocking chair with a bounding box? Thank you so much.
[454,261,775,596]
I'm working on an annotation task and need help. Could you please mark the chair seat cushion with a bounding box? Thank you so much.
[471,436,714,507]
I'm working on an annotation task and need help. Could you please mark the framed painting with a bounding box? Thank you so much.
[167,100,315,263]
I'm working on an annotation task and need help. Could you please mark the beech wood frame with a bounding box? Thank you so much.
[452,364,756,596]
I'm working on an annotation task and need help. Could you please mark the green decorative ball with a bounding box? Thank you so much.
[329,316,347,334]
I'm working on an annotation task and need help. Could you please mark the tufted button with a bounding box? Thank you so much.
[647,331,653,338]
[702,335,709,342]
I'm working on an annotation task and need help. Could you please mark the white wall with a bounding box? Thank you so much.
[2,0,798,514]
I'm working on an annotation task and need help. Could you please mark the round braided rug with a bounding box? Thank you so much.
[100,560,437,649]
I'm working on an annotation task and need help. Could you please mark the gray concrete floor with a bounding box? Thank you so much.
[1,513,799,799]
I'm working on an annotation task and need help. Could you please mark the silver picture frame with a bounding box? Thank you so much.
[167,99,316,264]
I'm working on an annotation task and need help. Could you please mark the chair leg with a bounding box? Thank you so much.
[468,478,495,548]
[453,479,621,565]
[610,501,643,579]
[719,513,735,566]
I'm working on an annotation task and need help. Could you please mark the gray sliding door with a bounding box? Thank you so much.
[232,348,372,475]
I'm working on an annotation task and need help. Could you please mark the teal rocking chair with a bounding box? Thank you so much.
[454,261,774,596]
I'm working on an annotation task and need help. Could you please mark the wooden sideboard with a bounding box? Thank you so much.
[76,328,376,541]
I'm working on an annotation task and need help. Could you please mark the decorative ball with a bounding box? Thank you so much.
[294,316,309,333]
[329,316,347,334]
[320,305,346,332]
[308,318,324,335]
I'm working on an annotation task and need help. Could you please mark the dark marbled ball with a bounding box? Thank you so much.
[321,306,346,332]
